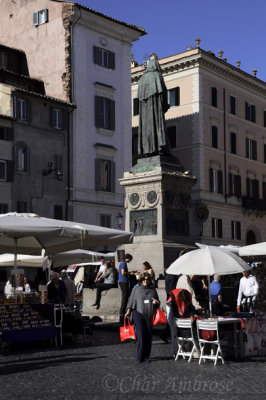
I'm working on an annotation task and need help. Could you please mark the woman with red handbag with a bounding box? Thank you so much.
[125,272,160,363]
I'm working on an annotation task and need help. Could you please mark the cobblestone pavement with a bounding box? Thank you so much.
[0,324,265,400]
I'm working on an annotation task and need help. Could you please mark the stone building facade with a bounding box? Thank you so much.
[131,47,266,246]
[0,0,145,234]
[0,44,72,218]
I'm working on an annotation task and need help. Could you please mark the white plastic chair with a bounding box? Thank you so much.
[196,320,225,365]
[175,318,199,362]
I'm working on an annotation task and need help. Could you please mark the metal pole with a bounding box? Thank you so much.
[14,237,18,277]
[208,275,212,317]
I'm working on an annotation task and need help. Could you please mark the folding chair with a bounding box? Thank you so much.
[196,320,224,365]
[175,318,199,362]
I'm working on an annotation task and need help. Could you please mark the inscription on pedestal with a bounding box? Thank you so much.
[130,209,157,236]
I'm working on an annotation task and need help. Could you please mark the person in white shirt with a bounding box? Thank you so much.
[237,270,259,312]
[4,277,14,299]
[94,257,107,283]
[23,277,31,293]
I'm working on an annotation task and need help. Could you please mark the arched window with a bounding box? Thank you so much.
[14,142,28,172]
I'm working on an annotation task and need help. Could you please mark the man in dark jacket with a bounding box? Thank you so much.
[47,272,66,304]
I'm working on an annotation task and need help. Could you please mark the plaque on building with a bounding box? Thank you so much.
[165,208,189,236]
[130,209,157,236]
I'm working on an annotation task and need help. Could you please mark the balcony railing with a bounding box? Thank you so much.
[242,197,266,211]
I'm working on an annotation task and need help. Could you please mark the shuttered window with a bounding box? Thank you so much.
[230,96,236,115]
[95,158,115,192]
[231,221,241,240]
[211,87,217,107]
[93,46,115,69]
[168,87,180,107]
[211,126,218,148]
[95,96,115,130]
[210,168,223,193]
[33,9,48,26]
[229,173,241,197]
[245,102,256,123]
[0,127,13,141]
[247,178,259,198]
[246,138,257,160]
[212,218,222,238]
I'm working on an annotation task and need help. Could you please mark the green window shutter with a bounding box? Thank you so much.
[95,96,101,128]
[218,219,223,238]
[110,99,115,130]
[108,51,115,69]
[236,175,241,198]
[231,221,234,239]
[229,173,233,195]
[110,161,116,192]
[253,140,257,160]
[209,168,214,192]
[6,160,14,182]
[95,158,102,190]
[93,46,100,65]
[246,138,249,157]
[251,105,256,123]
[26,100,31,122]
[218,170,223,194]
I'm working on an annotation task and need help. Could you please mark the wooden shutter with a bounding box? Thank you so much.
[251,105,256,123]
[110,161,116,192]
[175,87,180,106]
[235,175,241,198]
[93,46,100,65]
[236,221,241,240]
[231,132,236,153]
[44,8,48,23]
[218,170,223,194]
[95,158,102,190]
[231,221,234,239]
[246,178,250,197]
[253,179,259,199]
[253,140,257,160]
[218,219,223,238]
[211,87,217,107]
[95,96,101,128]
[229,173,233,195]
[26,100,31,122]
[133,98,139,116]
[108,50,115,69]
[6,160,14,182]
[245,102,249,120]
[209,168,214,192]
[110,99,115,130]
[212,126,218,148]
[246,138,249,157]
[264,111,266,127]
[211,218,215,237]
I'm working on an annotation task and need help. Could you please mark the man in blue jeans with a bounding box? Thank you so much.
[118,253,133,322]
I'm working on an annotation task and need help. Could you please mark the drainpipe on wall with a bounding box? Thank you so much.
[65,6,81,221]
[223,88,227,203]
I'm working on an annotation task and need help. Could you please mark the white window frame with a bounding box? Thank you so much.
[0,160,7,181]
[17,99,26,121]
[52,109,62,130]
[33,9,48,26]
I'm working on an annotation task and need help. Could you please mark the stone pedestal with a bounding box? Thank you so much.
[119,155,196,277]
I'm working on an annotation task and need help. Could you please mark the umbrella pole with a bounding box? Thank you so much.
[208,275,212,318]
[14,237,18,288]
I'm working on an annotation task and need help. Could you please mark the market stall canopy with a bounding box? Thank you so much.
[238,242,266,257]
[0,253,44,267]
[0,213,132,255]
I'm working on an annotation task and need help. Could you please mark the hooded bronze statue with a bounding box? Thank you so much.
[137,55,170,156]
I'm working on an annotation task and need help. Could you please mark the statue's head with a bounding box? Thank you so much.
[150,53,158,60]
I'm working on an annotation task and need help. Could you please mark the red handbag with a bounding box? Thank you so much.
[120,317,136,342]
[152,308,167,325]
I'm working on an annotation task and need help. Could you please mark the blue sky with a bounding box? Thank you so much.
[74,0,266,81]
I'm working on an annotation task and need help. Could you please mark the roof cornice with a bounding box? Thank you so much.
[132,48,266,97]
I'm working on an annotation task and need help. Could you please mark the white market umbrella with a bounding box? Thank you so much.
[0,253,45,267]
[166,246,250,316]
[238,242,266,257]
[0,213,132,276]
